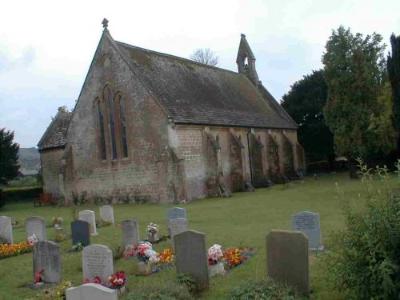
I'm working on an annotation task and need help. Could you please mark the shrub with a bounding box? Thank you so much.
[2,186,42,201]
[324,160,400,299]
[228,279,297,300]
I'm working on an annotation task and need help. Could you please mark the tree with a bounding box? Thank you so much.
[323,26,395,161]
[387,34,400,152]
[190,48,218,66]
[282,70,334,164]
[0,129,19,185]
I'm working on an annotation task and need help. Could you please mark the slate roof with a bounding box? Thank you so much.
[116,41,297,129]
[38,108,72,151]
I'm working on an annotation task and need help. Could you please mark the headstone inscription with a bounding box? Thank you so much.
[82,244,114,283]
[292,211,323,250]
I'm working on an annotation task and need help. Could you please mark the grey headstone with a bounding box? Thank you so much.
[292,211,323,250]
[0,216,13,244]
[78,210,97,235]
[82,244,113,283]
[121,219,139,248]
[174,230,209,290]
[71,220,90,247]
[167,207,187,220]
[169,218,188,240]
[33,241,61,283]
[266,230,309,296]
[66,283,118,300]
[99,205,114,224]
[26,216,47,241]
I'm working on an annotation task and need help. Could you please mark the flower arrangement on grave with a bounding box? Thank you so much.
[208,244,225,277]
[71,242,84,252]
[34,269,44,285]
[124,241,160,275]
[158,248,174,264]
[0,241,33,259]
[223,247,255,269]
[108,271,127,289]
[54,227,66,242]
[51,217,63,228]
[147,223,159,242]
[27,234,39,246]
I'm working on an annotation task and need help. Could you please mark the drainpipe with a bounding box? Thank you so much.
[246,129,254,185]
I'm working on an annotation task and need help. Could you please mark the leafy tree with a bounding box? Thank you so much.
[323,26,395,160]
[387,34,400,151]
[0,129,19,185]
[282,70,334,163]
[190,48,218,66]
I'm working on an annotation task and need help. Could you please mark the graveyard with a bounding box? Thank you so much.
[0,172,393,299]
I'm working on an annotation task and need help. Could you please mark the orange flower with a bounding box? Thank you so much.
[223,248,244,268]
[158,248,174,264]
[0,241,33,259]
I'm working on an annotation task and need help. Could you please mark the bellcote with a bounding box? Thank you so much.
[236,34,259,85]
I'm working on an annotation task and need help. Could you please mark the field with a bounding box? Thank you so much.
[0,173,396,299]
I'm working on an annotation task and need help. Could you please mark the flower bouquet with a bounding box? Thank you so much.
[27,234,39,246]
[51,217,63,229]
[223,247,255,269]
[147,223,159,243]
[124,241,159,275]
[108,271,127,295]
[208,244,225,277]
[83,276,102,284]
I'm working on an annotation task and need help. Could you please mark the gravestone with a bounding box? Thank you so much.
[0,216,13,244]
[26,216,47,241]
[266,230,309,296]
[99,205,114,224]
[174,230,209,290]
[292,211,323,250]
[82,244,113,283]
[66,283,118,300]
[78,210,97,236]
[167,207,187,220]
[121,219,139,248]
[169,218,188,240]
[33,241,61,283]
[71,220,90,247]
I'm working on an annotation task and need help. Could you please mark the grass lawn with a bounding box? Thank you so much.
[0,173,396,299]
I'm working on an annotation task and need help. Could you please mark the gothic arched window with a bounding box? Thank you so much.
[96,98,107,160]
[104,85,117,160]
[115,94,128,158]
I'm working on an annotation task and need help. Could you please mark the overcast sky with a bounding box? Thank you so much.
[0,0,399,147]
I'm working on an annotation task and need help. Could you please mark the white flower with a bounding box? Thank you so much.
[27,234,39,246]
[208,244,223,261]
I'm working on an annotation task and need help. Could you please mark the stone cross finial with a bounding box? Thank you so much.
[102,18,109,29]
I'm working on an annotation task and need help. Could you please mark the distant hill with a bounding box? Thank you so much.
[18,147,40,176]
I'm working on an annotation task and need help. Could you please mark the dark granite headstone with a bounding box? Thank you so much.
[71,220,90,247]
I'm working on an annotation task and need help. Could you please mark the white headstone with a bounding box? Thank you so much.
[0,216,13,244]
[82,244,113,283]
[33,241,61,283]
[26,216,47,241]
[66,283,118,300]
[292,211,323,250]
[79,210,97,236]
[99,205,114,224]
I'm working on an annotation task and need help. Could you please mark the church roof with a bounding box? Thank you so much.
[116,41,297,129]
[38,108,72,151]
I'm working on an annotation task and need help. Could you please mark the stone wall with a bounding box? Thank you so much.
[62,33,170,204]
[40,148,64,197]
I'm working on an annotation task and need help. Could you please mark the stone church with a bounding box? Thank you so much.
[38,19,305,204]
